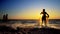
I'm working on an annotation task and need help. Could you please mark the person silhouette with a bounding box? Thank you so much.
[3,14,8,22]
[3,14,6,22]
[6,14,8,21]
[40,9,49,27]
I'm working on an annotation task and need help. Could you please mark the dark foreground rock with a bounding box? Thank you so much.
[0,26,60,34]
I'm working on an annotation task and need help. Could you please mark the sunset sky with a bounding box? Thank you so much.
[0,0,60,19]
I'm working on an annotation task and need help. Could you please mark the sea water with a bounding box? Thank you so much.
[0,19,60,29]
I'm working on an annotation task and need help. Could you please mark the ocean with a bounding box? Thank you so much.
[0,19,60,29]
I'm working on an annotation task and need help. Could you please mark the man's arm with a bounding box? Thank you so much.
[46,12,49,18]
[47,13,49,18]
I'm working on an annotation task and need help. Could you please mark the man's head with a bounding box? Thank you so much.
[43,9,45,12]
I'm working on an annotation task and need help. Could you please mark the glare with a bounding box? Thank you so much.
[40,14,43,17]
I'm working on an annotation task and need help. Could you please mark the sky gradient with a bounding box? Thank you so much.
[0,0,60,19]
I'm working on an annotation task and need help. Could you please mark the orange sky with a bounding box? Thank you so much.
[8,8,60,19]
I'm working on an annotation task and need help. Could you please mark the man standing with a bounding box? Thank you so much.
[40,9,49,27]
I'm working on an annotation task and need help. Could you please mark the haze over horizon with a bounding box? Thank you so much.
[0,0,60,19]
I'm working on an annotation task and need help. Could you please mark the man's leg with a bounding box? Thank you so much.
[44,20,47,27]
[41,19,43,27]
